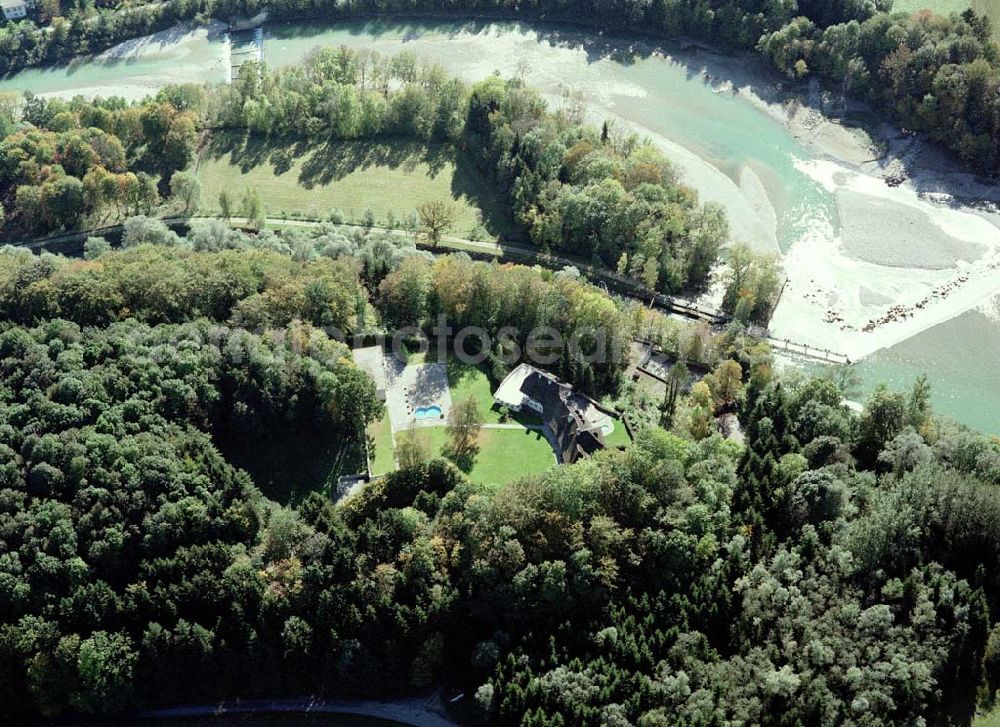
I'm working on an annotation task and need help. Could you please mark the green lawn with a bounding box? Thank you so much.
[446,358,543,426]
[383,353,623,484]
[602,418,633,449]
[376,353,552,485]
[446,358,495,418]
[399,345,439,367]
[197,134,515,238]
[975,706,1000,727]
[368,411,395,478]
[892,0,970,12]
[973,0,1000,41]
[396,425,556,487]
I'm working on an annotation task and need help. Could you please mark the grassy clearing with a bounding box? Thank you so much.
[368,411,395,477]
[892,0,970,12]
[603,419,633,449]
[397,425,555,487]
[973,0,1000,41]
[197,134,516,239]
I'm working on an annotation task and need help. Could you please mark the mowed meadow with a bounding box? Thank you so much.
[196,134,517,237]
[893,0,971,12]
[975,0,1000,38]
[894,0,1000,39]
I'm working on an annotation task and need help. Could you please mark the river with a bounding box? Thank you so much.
[2,18,999,432]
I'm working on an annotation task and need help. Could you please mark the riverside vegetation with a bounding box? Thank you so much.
[0,48,730,300]
[1,4,1000,726]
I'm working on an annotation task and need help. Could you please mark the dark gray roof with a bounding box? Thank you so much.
[517,368,606,464]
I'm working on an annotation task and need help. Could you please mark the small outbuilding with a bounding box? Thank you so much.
[1,0,34,20]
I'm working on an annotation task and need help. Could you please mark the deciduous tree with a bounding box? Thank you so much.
[417,200,455,249]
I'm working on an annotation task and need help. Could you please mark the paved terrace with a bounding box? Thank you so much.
[383,352,453,433]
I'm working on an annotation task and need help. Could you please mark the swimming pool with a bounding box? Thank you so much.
[414,405,443,420]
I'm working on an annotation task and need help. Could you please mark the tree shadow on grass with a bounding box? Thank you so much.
[296,138,453,188]
[447,357,544,425]
[443,441,479,473]
[203,132,453,184]
[446,356,487,388]
[451,148,522,240]
[503,406,544,428]
[202,132,288,173]
[203,131,519,238]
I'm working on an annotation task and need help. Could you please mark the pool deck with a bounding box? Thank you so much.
[352,345,388,394]
[385,353,453,433]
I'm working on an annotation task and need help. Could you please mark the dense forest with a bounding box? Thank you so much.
[2,0,999,174]
[0,227,998,724]
[1,3,999,723]
[759,7,1000,173]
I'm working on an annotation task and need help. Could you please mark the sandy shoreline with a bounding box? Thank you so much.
[8,22,230,102]
[621,119,780,255]
[663,45,1000,361]
[772,134,1000,361]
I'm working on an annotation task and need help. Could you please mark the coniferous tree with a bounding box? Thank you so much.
[735,383,798,554]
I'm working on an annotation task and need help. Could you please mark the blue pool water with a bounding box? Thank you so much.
[414,405,443,420]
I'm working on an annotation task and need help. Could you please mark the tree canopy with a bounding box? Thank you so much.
[0,232,997,724]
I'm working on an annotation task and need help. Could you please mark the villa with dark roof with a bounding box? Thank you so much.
[493,363,612,464]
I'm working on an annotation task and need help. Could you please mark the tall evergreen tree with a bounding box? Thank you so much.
[734,383,798,554]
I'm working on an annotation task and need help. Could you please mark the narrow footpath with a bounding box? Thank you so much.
[17,216,850,363]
